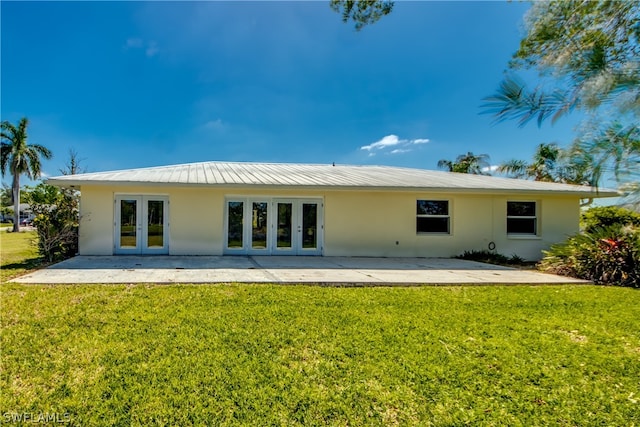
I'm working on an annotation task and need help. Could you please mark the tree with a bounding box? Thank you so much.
[498,143,560,182]
[27,182,79,262]
[1,118,52,232]
[498,142,597,192]
[483,1,639,203]
[1,183,12,207]
[437,152,491,175]
[330,0,394,30]
[0,183,11,222]
[573,123,639,183]
[483,1,640,126]
[26,150,86,261]
[60,148,87,176]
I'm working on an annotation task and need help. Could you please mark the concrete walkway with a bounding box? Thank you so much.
[12,256,589,285]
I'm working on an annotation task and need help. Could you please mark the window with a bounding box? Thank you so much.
[417,200,450,234]
[227,201,244,248]
[507,201,537,235]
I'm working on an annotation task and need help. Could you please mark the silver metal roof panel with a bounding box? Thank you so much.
[46,161,619,197]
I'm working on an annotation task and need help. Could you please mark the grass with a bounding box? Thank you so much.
[1,284,639,425]
[1,233,639,425]
[0,229,44,283]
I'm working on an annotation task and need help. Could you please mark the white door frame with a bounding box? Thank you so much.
[223,197,323,255]
[114,195,169,255]
[273,198,323,256]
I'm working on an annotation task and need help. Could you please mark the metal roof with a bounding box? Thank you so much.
[46,161,618,197]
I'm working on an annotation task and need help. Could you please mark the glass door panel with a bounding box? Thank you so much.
[146,200,164,248]
[251,202,268,249]
[119,199,138,249]
[115,196,169,255]
[227,198,322,255]
[301,203,318,250]
[272,199,322,255]
[227,201,244,249]
[277,203,293,249]
[142,197,168,254]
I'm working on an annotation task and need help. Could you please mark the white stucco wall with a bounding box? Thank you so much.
[77,185,580,260]
[169,188,221,255]
[78,186,114,255]
[324,192,579,260]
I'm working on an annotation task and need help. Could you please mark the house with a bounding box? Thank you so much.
[46,161,617,260]
[2,203,35,225]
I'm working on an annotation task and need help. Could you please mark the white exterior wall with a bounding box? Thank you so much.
[78,186,580,260]
[324,192,579,260]
[79,186,114,255]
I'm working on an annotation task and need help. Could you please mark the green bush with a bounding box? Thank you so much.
[581,206,640,233]
[27,183,79,262]
[455,249,528,266]
[539,225,639,287]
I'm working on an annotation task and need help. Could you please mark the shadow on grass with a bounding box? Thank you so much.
[3,258,45,270]
[1,257,50,282]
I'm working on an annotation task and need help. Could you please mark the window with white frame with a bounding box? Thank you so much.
[507,201,537,235]
[416,200,450,234]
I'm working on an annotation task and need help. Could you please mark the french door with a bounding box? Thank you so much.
[224,198,322,255]
[115,196,169,254]
[273,199,322,255]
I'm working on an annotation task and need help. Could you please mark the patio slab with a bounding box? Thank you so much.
[11,256,590,285]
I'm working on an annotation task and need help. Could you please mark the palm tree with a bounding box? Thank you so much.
[1,118,52,232]
[437,152,491,175]
[498,143,560,182]
[570,122,640,205]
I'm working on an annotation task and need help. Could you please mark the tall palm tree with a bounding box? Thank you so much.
[498,143,560,182]
[1,118,52,232]
[437,152,491,175]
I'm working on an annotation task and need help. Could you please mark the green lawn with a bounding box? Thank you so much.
[1,283,639,426]
[0,229,44,283]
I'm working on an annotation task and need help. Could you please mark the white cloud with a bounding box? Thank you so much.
[125,38,144,48]
[124,37,159,57]
[203,118,225,130]
[361,134,401,151]
[146,41,159,57]
[482,165,500,173]
[412,138,430,144]
[360,134,430,155]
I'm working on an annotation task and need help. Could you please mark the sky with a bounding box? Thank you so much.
[1,1,587,182]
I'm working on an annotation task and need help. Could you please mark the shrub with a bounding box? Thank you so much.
[27,183,79,262]
[539,225,639,287]
[581,206,640,233]
[508,254,526,264]
[456,250,528,266]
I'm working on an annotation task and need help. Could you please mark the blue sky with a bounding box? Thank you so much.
[2,1,585,181]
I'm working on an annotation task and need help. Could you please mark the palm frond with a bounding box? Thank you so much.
[481,76,576,128]
[497,159,528,178]
[330,0,394,30]
[437,159,453,171]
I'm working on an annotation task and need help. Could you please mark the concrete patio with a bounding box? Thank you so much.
[12,256,590,285]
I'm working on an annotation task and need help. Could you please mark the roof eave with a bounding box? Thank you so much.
[45,178,618,198]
